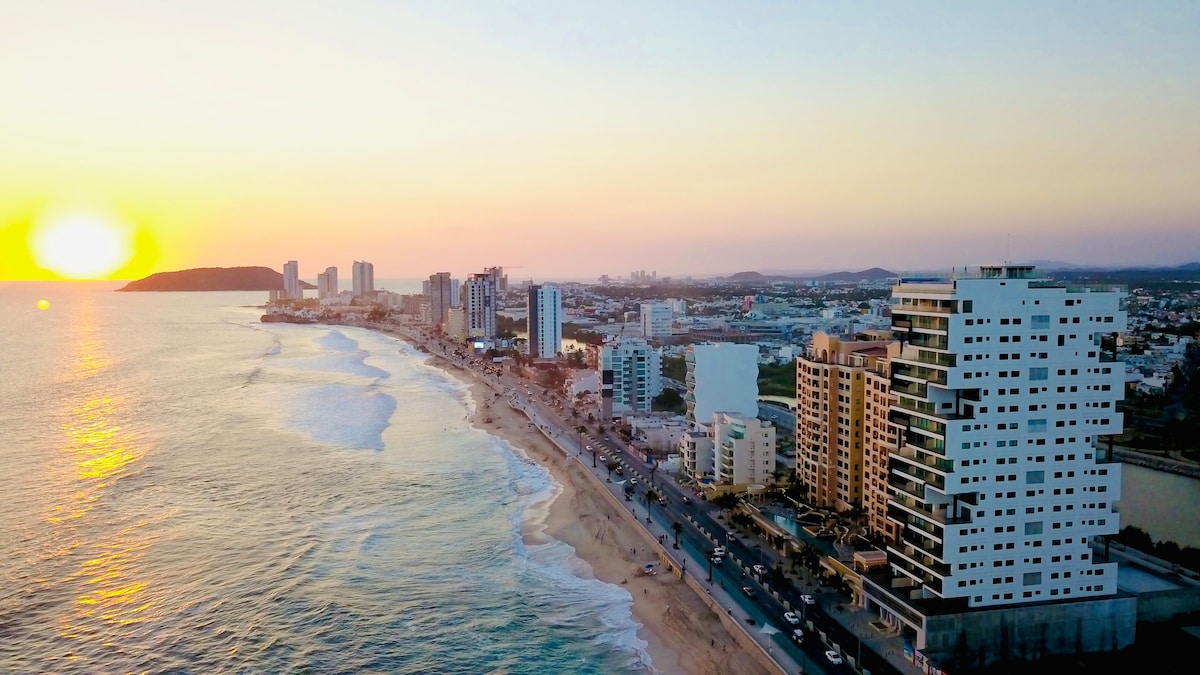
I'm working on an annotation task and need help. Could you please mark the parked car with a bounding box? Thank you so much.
[825,650,843,665]
[712,546,726,557]
[800,594,815,605]
[752,564,767,576]
[784,612,800,625]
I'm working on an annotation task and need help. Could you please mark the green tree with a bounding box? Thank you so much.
[671,522,683,548]
[652,388,685,412]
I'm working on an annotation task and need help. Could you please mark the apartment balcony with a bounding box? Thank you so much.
[888,475,925,501]
[893,462,945,491]
[900,523,944,552]
[899,346,957,368]
[890,379,928,399]
[893,298,955,314]
[888,544,951,580]
[892,361,948,386]
[894,445,954,473]
[892,314,949,333]
[887,505,942,538]
[908,332,949,351]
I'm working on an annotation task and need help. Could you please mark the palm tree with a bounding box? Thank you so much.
[575,425,587,455]
[797,542,821,575]
[671,522,683,549]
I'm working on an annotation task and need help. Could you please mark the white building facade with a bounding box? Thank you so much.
[640,302,673,339]
[879,265,1124,609]
[465,271,498,340]
[527,284,563,358]
[352,260,375,297]
[712,412,776,486]
[684,343,759,427]
[598,339,663,419]
[428,272,453,328]
[283,260,301,300]
[317,266,338,300]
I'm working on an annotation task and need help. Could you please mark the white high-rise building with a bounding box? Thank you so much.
[879,264,1124,608]
[464,271,498,340]
[428,272,453,328]
[527,284,563,359]
[352,260,375,297]
[640,302,673,339]
[712,412,776,486]
[684,343,759,427]
[317,266,338,300]
[598,339,663,419]
[282,260,301,300]
[680,412,776,487]
[861,264,1132,664]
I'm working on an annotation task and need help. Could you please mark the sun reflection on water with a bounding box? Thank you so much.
[46,298,156,643]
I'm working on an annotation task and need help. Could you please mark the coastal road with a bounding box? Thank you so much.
[401,329,895,674]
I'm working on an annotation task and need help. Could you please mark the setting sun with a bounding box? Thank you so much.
[29,213,135,280]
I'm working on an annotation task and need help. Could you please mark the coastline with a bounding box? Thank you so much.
[378,324,775,675]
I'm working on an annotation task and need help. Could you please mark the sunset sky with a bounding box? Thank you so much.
[2,1,1198,281]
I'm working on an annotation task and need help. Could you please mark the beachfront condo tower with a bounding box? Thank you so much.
[527,284,563,359]
[796,332,898,513]
[598,338,663,419]
[860,264,1133,664]
[684,342,759,428]
[352,260,375,297]
[283,260,301,300]
[429,272,453,329]
[317,266,338,300]
[465,271,498,341]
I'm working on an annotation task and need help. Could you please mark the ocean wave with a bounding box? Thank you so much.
[287,384,397,450]
[489,437,655,672]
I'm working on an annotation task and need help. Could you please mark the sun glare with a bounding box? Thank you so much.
[30,213,135,280]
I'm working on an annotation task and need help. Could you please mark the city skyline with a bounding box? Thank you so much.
[2,2,1198,281]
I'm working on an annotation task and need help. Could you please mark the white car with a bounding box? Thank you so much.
[752,564,767,576]
[630,478,638,485]
[710,555,723,565]
[784,612,800,625]
[790,629,805,644]
[713,546,726,557]
[800,594,816,605]
[825,650,843,665]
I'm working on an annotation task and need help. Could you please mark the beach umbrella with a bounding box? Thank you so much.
[759,624,781,635]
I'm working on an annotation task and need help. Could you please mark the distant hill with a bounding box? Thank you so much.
[117,266,316,292]
[715,268,895,283]
[812,267,896,282]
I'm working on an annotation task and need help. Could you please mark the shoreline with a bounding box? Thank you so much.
[380,324,776,675]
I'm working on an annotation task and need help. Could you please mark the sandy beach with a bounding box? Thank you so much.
[383,326,777,675]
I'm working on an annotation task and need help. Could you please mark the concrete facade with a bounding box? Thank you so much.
[684,343,759,427]
[527,284,563,359]
[598,338,663,418]
[352,260,374,297]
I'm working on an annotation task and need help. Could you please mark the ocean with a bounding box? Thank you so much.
[0,282,650,674]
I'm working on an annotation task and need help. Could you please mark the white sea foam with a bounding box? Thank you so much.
[492,436,656,672]
[287,384,397,450]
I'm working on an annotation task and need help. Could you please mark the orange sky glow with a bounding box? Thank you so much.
[2,1,1198,281]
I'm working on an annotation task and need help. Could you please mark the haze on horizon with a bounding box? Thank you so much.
[2,1,1198,281]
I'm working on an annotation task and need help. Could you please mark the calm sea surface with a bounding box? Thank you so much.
[0,282,649,674]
